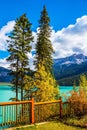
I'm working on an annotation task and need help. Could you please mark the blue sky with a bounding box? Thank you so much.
[0,0,87,30]
[0,0,87,69]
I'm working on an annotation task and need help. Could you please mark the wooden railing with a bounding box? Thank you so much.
[0,98,34,128]
[0,98,69,128]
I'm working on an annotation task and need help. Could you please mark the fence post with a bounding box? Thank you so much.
[31,98,34,124]
[59,97,62,118]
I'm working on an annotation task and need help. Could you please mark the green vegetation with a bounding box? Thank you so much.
[35,6,53,72]
[15,121,86,130]
[62,115,87,129]
[57,74,80,86]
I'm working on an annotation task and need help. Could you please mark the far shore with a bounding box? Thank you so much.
[0,82,13,86]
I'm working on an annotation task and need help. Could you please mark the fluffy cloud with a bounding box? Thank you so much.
[0,58,10,68]
[51,15,87,58]
[0,21,15,51]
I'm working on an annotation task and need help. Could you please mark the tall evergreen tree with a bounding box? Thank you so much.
[7,14,33,100]
[33,6,58,102]
[35,6,54,72]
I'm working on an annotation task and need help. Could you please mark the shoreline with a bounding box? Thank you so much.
[0,82,13,86]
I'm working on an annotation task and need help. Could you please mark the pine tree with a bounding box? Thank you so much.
[7,14,33,100]
[35,6,54,72]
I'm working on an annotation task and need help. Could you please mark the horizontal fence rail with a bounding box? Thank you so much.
[0,98,70,128]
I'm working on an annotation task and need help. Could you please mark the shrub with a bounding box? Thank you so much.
[68,90,87,116]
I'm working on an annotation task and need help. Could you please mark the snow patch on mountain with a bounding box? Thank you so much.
[54,54,87,66]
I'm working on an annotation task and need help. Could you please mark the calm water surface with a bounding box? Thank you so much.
[59,86,73,94]
[0,85,74,102]
[0,85,16,102]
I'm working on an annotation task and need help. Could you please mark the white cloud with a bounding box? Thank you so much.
[0,58,10,68]
[27,52,35,70]
[0,21,15,68]
[51,15,87,59]
[0,21,15,51]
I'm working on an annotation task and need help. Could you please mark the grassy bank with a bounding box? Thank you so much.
[61,115,87,128]
[7,121,87,130]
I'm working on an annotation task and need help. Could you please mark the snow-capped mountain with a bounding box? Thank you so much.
[54,54,87,66]
[53,54,87,85]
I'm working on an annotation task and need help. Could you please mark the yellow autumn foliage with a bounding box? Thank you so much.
[79,74,87,92]
[68,74,87,116]
[33,63,59,102]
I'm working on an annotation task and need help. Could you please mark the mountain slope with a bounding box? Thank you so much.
[0,67,12,82]
[53,54,87,85]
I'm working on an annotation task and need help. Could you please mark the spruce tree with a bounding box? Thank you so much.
[7,14,33,100]
[34,6,58,102]
[35,6,54,72]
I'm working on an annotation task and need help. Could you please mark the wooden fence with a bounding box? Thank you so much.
[0,97,69,128]
[0,98,34,128]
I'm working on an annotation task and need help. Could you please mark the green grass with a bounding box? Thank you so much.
[14,121,87,130]
[61,115,87,128]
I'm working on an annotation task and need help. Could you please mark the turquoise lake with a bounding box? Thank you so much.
[0,85,16,102]
[0,85,74,102]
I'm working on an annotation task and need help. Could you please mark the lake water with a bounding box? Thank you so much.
[59,86,74,101]
[0,85,74,102]
[0,85,16,102]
